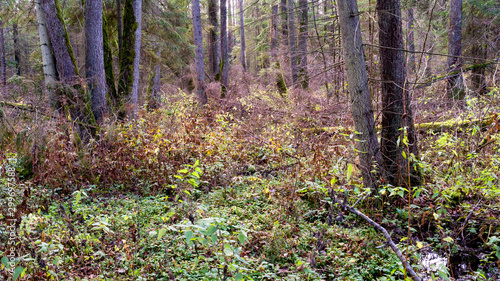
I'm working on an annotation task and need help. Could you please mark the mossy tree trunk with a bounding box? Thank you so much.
[337,0,383,191]
[117,0,137,120]
[103,11,117,107]
[13,23,21,76]
[130,0,142,119]
[85,0,108,123]
[41,0,95,141]
[378,0,421,187]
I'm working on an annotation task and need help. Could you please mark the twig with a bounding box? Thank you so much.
[329,189,422,281]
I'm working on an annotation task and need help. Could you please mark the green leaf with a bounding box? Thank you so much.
[437,270,450,281]
[13,266,24,281]
[178,169,189,174]
[224,243,234,256]
[211,234,217,243]
[237,232,246,244]
[1,257,9,268]
[185,230,193,243]
[443,237,454,243]
[158,228,167,240]
[206,225,217,236]
[346,163,353,181]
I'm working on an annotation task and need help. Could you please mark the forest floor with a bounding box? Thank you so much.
[1,80,500,280]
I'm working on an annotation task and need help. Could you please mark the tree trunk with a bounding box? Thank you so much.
[407,8,416,75]
[377,0,420,187]
[130,0,142,119]
[191,0,207,104]
[220,0,229,97]
[13,23,21,76]
[447,0,463,100]
[103,11,117,106]
[41,0,94,142]
[208,0,220,78]
[337,0,383,190]
[117,0,123,55]
[298,0,308,89]
[40,0,79,83]
[280,0,288,47]
[270,4,278,60]
[147,42,161,111]
[117,0,138,119]
[239,0,246,71]
[85,0,108,123]
[0,16,7,88]
[288,0,298,85]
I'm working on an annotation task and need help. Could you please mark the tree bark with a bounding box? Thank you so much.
[239,0,246,71]
[280,0,288,47]
[117,0,123,55]
[447,0,463,100]
[298,0,308,89]
[288,0,298,85]
[85,0,108,123]
[191,0,207,104]
[40,0,79,83]
[130,0,142,119]
[147,42,161,111]
[220,0,229,97]
[407,8,416,75]
[0,15,7,88]
[208,0,220,78]
[117,0,138,119]
[337,0,383,190]
[270,4,278,60]
[103,11,117,106]
[12,23,21,76]
[377,0,420,187]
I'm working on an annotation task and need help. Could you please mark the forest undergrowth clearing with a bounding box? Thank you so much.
[1,85,500,280]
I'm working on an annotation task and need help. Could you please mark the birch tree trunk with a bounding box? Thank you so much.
[298,0,308,89]
[85,0,107,123]
[288,0,298,85]
[239,0,246,71]
[208,0,220,78]
[191,0,207,104]
[220,0,229,97]
[337,0,383,190]
[378,0,420,187]
[447,0,463,100]
[130,0,142,119]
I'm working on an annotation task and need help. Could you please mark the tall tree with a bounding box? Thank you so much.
[35,0,58,87]
[239,0,246,71]
[117,0,139,119]
[85,0,107,123]
[447,0,463,99]
[378,0,420,186]
[191,0,207,104]
[280,0,288,46]
[147,43,161,111]
[12,23,21,76]
[208,0,220,77]
[407,7,416,74]
[103,12,117,105]
[288,0,298,85]
[220,0,229,96]
[130,0,142,119]
[0,15,6,88]
[298,0,308,88]
[337,0,382,190]
[117,0,123,55]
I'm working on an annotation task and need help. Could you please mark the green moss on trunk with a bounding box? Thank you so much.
[116,0,137,120]
[103,11,117,106]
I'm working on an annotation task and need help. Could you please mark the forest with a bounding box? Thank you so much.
[0,0,499,279]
